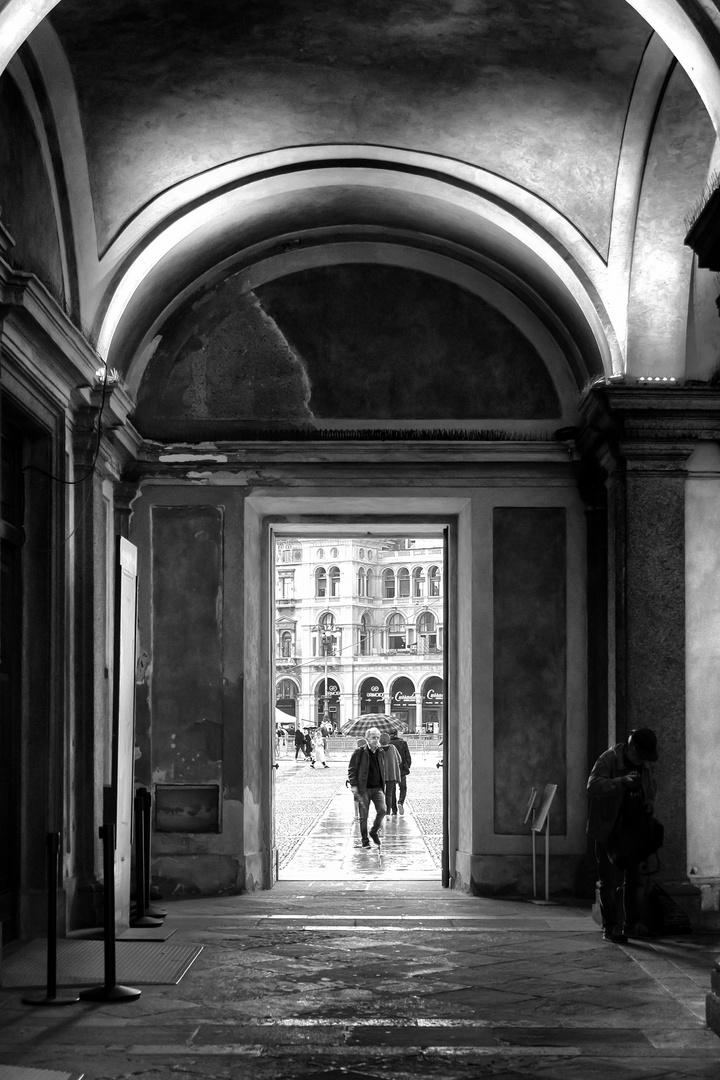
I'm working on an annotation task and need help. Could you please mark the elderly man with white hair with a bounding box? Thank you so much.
[348,727,387,847]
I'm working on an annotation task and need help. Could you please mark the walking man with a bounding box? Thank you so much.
[348,727,387,847]
[587,727,659,943]
[389,728,412,814]
[294,727,306,760]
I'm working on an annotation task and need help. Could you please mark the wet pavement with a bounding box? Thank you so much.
[280,768,438,880]
[2,762,720,1080]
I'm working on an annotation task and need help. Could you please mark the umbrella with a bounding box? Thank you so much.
[341,713,409,737]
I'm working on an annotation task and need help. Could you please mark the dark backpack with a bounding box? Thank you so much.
[607,807,664,870]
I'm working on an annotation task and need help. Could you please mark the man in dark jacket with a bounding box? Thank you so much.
[348,727,387,847]
[389,729,412,814]
[587,727,658,944]
[294,727,307,760]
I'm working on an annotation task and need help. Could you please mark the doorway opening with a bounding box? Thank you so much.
[271,527,447,883]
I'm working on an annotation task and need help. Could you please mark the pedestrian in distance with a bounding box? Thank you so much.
[294,727,306,760]
[587,727,660,944]
[314,734,329,768]
[305,729,315,766]
[389,728,412,815]
[379,732,402,815]
[348,727,387,847]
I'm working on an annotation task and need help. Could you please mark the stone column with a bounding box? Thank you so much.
[415,692,423,734]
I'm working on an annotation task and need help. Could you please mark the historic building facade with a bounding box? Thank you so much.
[275,538,444,733]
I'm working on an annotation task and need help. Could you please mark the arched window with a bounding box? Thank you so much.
[417,612,437,653]
[280,631,293,657]
[277,678,298,700]
[387,613,406,650]
[428,565,441,597]
[412,566,424,597]
[357,567,366,596]
[359,613,370,656]
[315,566,327,597]
[382,568,395,599]
[366,568,375,598]
[330,547,339,558]
[397,567,410,597]
[329,566,340,598]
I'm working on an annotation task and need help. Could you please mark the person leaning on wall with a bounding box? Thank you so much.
[587,727,659,944]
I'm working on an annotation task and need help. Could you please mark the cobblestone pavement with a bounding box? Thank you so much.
[275,754,443,869]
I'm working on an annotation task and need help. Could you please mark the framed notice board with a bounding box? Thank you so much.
[112,536,138,929]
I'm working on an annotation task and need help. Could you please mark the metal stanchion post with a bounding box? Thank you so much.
[79,823,141,1002]
[131,793,162,928]
[22,833,79,1006]
[140,788,166,919]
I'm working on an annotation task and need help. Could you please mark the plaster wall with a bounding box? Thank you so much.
[626,65,715,377]
[0,72,64,304]
[131,465,588,898]
[685,443,720,884]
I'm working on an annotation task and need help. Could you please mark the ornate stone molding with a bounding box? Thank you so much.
[578,382,720,477]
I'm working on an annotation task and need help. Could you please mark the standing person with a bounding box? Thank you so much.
[348,727,387,847]
[587,727,659,944]
[294,727,306,760]
[304,729,315,765]
[379,733,402,815]
[389,729,412,815]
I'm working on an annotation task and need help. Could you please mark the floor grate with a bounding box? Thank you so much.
[1,939,202,987]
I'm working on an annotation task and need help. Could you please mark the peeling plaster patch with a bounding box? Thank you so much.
[159,453,229,462]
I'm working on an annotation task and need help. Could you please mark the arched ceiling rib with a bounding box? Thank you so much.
[96,159,616,384]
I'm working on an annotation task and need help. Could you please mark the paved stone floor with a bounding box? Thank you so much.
[2,763,720,1079]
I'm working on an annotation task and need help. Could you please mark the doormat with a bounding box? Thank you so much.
[0,1068,83,1080]
[1,939,202,987]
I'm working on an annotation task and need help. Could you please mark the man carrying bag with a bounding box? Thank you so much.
[587,728,662,944]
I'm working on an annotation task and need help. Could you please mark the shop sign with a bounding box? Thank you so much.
[360,679,384,709]
[319,678,340,699]
[423,678,444,706]
[392,677,416,706]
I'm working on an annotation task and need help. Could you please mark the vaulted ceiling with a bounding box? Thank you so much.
[2,0,720,426]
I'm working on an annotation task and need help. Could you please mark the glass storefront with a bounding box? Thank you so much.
[391,676,416,732]
[359,677,384,714]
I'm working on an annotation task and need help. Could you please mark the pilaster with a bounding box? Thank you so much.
[579,382,720,885]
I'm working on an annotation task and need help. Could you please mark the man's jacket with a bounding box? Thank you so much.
[348,746,387,792]
[587,743,656,842]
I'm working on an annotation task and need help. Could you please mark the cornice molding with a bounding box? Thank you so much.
[578,382,720,475]
[0,257,98,389]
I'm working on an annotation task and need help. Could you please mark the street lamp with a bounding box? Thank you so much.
[320,625,332,724]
